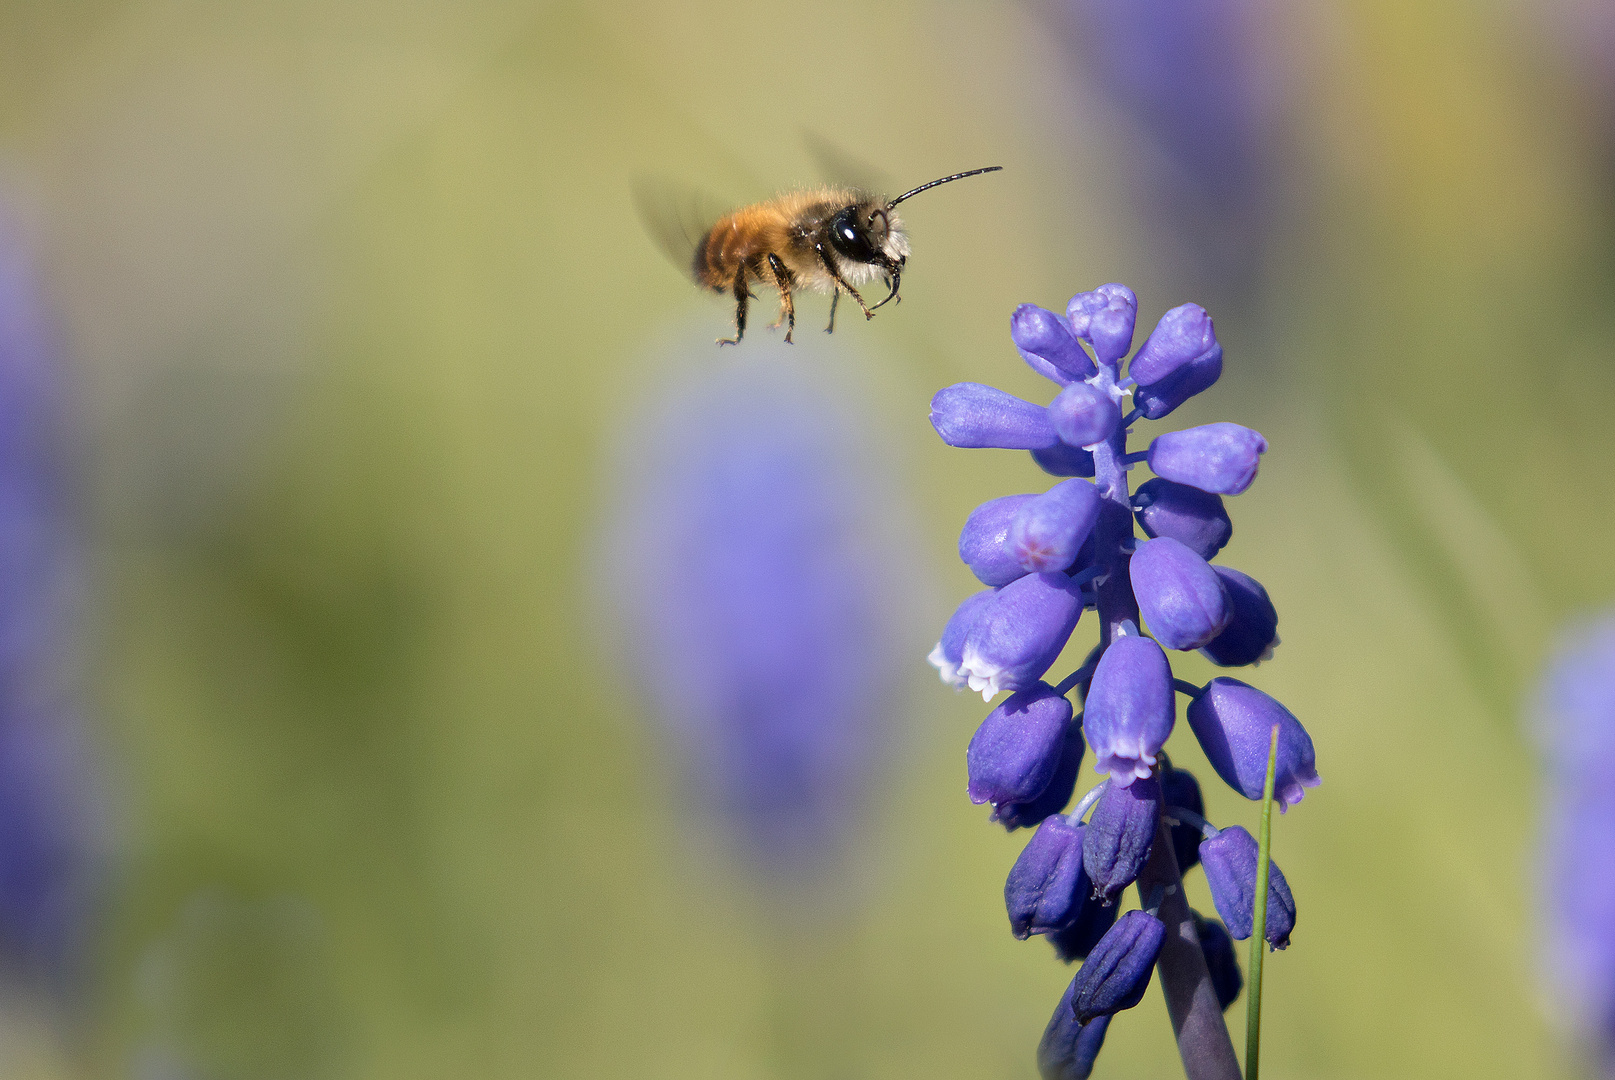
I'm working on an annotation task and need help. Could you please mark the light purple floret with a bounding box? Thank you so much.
[1066,284,1138,366]
[1130,536,1232,650]
[968,682,1074,807]
[1008,479,1101,574]
[1082,633,1175,782]
[1147,422,1266,495]
[1186,677,1319,811]
[1128,303,1218,387]
[1048,382,1121,448]
[957,572,1085,701]
[1012,304,1095,382]
[931,383,1059,450]
[959,494,1036,587]
[929,588,998,690]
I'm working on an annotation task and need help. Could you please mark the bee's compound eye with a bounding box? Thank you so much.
[828,206,878,264]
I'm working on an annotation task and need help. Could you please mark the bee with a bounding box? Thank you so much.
[647,166,1002,346]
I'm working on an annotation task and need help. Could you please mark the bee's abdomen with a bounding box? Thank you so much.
[693,208,779,291]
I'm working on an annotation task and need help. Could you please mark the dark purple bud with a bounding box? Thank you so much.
[1193,912,1243,1010]
[1037,983,1111,1080]
[930,383,1059,450]
[1128,303,1218,386]
[959,495,1035,587]
[1200,567,1279,667]
[928,588,997,690]
[1048,893,1120,962]
[1186,677,1320,811]
[1069,910,1166,1023]
[1006,816,1089,938]
[1199,825,1296,948]
[1031,443,1096,478]
[1013,304,1097,381]
[1048,383,1121,448]
[958,572,1085,700]
[993,721,1085,830]
[967,683,1074,805]
[1082,634,1174,781]
[1131,477,1232,561]
[1130,537,1233,650]
[1161,766,1205,872]
[1147,423,1267,496]
[1132,344,1223,420]
[1066,284,1138,366]
[1082,775,1160,903]
[1009,480,1102,574]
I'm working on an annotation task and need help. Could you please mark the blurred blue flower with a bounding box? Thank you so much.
[609,343,912,877]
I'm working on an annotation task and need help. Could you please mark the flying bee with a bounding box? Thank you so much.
[641,166,1002,345]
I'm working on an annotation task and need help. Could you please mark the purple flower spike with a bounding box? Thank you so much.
[1009,480,1102,574]
[1048,383,1122,448]
[928,588,998,689]
[1038,983,1111,1080]
[1130,536,1232,650]
[1006,816,1090,938]
[959,495,1035,587]
[931,383,1059,450]
[1187,678,1320,810]
[1161,766,1206,872]
[1069,909,1166,1023]
[1082,634,1174,782]
[1147,423,1267,496]
[1199,825,1296,948]
[1013,304,1097,381]
[967,683,1074,806]
[1133,344,1223,421]
[1193,912,1243,1010]
[1082,775,1160,903]
[1048,894,1120,963]
[994,723,1085,831]
[1032,443,1097,478]
[1128,303,1219,386]
[1066,284,1138,366]
[1131,477,1232,561]
[959,573,1086,701]
[1200,567,1279,667]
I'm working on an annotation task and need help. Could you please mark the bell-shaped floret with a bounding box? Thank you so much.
[1082,775,1160,903]
[1186,677,1320,811]
[1133,346,1223,420]
[1048,383,1121,448]
[993,722,1086,831]
[967,683,1074,806]
[1200,567,1279,667]
[958,573,1086,701]
[1066,284,1138,366]
[1014,304,1096,381]
[928,588,997,689]
[1069,910,1166,1023]
[931,383,1059,450]
[1009,480,1102,574]
[1006,815,1090,938]
[1199,825,1297,948]
[959,494,1035,587]
[1131,477,1232,561]
[1130,537,1232,650]
[1082,634,1175,781]
[1146,423,1266,495]
[1128,303,1218,386]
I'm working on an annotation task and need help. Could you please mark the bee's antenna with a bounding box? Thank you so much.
[886,166,1003,209]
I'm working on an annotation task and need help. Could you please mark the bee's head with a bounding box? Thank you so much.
[829,203,908,269]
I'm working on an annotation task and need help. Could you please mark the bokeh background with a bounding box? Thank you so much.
[0,0,1611,1077]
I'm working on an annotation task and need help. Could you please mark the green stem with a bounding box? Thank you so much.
[1244,723,1280,1080]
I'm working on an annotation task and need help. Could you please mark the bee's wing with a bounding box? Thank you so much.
[632,177,736,282]
[800,130,892,200]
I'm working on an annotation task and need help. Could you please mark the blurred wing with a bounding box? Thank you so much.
[800,130,892,199]
[632,176,734,282]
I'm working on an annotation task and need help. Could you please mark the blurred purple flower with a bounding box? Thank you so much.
[609,348,911,875]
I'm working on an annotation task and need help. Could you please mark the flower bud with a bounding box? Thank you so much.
[1200,567,1279,667]
[1130,537,1232,650]
[1132,345,1223,420]
[1032,443,1096,478]
[968,683,1074,805]
[1066,284,1138,366]
[1048,383,1121,448]
[1193,912,1243,1010]
[1009,480,1102,574]
[1006,816,1089,938]
[928,588,997,689]
[1069,910,1166,1023]
[1198,825,1296,948]
[1131,477,1232,561]
[1082,775,1160,903]
[1014,304,1097,381]
[959,572,1086,700]
[1186,677,1320,810]
[1128,303,1218,385]
[1082,635,1175,781]
[1146,423,1266,496]
[1161,766,1205,872]
[1037,983,1111,1080]
[959,495,1035,587]
[930,383,1059,450]
[994,721,1086,830]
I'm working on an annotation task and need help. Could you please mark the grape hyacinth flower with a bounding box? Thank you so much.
[928,284,1320,1079]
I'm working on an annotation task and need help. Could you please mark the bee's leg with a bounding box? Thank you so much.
[765,253,797,344]
[814,243,874,320]
[869,266,901,312]
[824,291,839,335]
[718,265,750,346]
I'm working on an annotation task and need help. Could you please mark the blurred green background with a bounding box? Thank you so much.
[0,0,1611,1076]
